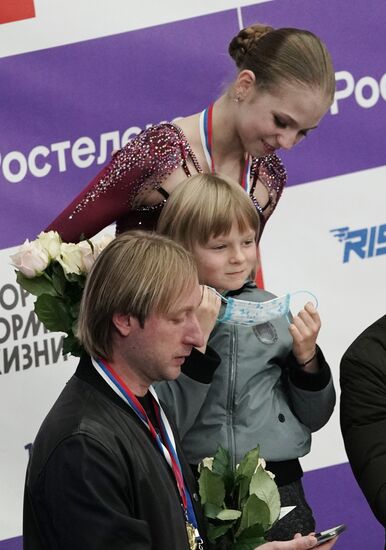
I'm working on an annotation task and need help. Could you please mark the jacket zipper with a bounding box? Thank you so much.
[226,324,237,469]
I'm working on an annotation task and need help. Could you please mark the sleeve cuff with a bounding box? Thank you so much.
[288,346,332,391]
[181,346,221,384]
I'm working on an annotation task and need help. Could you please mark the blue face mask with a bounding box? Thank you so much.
[211,289,318,327]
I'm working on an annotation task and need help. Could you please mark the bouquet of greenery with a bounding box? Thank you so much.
[10,230,114,357]
[198,446,280,550]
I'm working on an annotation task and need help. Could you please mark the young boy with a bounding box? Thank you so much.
[156,174,336,541]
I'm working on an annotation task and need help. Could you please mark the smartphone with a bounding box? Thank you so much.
[315,524,346,545]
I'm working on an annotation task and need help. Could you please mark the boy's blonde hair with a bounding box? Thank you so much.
[157,173,260,251]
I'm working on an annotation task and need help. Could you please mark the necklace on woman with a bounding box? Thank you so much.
[199,103,253,194]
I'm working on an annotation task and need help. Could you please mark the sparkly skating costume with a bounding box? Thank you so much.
[46,123,287,242]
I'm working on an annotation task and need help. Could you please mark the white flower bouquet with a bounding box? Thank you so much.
[10,231,114,356]
[198,446,280,549]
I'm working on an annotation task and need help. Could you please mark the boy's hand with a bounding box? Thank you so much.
[289,302,321,372]
[195,285,221,353]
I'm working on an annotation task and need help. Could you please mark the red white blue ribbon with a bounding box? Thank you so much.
[91,356,201,543]
[199,103,253,194]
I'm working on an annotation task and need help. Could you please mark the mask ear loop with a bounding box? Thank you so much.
[286,290,319,324]
[206,287,229,324]
[290,290,319,309]
[207,286,229,303]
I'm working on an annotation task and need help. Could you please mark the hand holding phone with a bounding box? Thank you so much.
[314,524,346,546]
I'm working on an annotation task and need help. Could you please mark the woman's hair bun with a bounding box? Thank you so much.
[228,23,274,68]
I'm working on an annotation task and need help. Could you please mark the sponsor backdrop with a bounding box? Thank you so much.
[0,0,385,547]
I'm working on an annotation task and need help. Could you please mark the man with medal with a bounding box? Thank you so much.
[23,231,338,550]
[23,231,215,550]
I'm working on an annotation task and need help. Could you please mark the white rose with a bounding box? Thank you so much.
[254,457,275,479]
[257,457,266,470]
[58,243,83,275]
[10,239,50,278]
[92,234,115,258]
[199,457,214,472]
[36,231,62,260]
[77,240,97,273]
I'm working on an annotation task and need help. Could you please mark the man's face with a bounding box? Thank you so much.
[123,280,204,388]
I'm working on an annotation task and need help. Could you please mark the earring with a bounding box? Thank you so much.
[234,94,241,103]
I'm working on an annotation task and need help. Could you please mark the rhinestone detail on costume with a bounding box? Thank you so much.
[68,123,202,219]
[250,154,287,220]
[67,123,286,231]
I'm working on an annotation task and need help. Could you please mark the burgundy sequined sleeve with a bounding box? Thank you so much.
[250,153,287,234]
[45,124,187,242]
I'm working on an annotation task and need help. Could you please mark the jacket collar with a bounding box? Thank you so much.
[75,354,137,415]
[224,279,257,298]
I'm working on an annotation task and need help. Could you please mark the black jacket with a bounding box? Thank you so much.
[23,353,218,549]
[340,315,386,527]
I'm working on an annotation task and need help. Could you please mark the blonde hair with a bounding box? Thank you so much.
[77,231,198,360]
[157,174,260,252]
[229,23,335,101]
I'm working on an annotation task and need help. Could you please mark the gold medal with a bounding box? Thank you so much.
[186,521,197,550]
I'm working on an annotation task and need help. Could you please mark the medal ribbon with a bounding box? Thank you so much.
[199,103,252,194]
[91,357,201,543]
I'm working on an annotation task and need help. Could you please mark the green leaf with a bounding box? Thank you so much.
[237,475,250,509]
[230,536,266,550]
[212,446,235,497]
[70,300,81,319]
[65,279,85,303]
[204,502,223,519]
[35,294,73,332]
[62,333,83,357]
[217,509,242,521]
[237,524,265,541]
[51,262,67,296]
[65,271,86,285]
[249,468,281,525]
[235,447,259,482]
[237,494,270,537]
[16,271,56,297]
[212,446,231,476]
[199,467,225,507]
[207,522,234,543]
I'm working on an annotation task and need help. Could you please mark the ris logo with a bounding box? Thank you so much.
[331,224,386,263]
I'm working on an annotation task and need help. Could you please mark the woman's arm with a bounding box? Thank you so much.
[46,124,185,242]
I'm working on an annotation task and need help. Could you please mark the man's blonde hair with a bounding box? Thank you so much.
[157,173,261,251]
[77,231,198,360]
